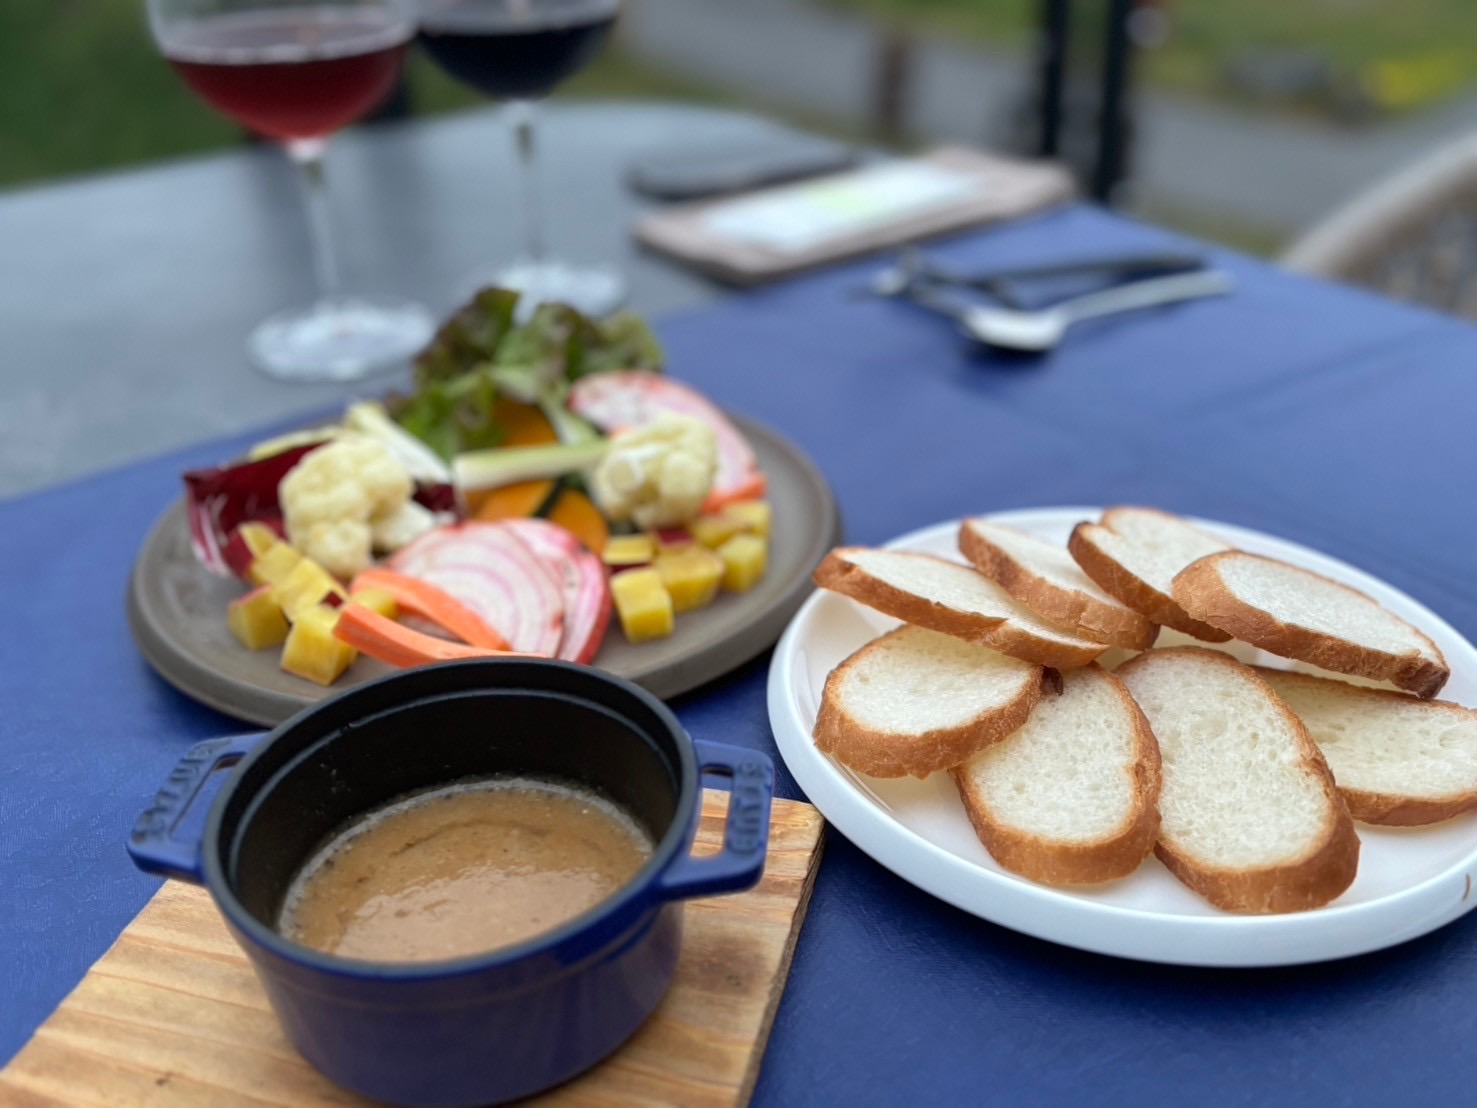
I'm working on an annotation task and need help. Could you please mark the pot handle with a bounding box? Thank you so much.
[127,732,267,884]
[658,740,775,900]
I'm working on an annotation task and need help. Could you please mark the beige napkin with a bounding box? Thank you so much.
[634,146,1076,286]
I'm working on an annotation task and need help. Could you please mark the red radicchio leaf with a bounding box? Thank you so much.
[414,481,460,515]
[183,447,314,576]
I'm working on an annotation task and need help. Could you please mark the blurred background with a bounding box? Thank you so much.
[10,0,1477,258]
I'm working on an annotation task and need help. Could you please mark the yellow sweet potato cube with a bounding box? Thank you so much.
[689,513,744,550]
[236,522,280,560]
[654,545,725,613]
[723,500,772,539]
[348,586,398,621]
[227,585,289,650]
[602,534,655,568]
[271,558,347,621]
[247,541,303,587]
[610,568,675,643]
[717,533,768,593]
[280,606,356,686]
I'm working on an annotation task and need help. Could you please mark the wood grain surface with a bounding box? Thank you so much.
[0,791,825,1107]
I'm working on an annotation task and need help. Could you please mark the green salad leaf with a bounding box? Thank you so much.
[415,288,519,382]
[386,289,663,460]
[582,312,663,378]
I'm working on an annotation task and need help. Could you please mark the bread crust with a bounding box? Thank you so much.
[1173,552,1450,698]
[1117,648,1360,913]
[1068,520,1232,642]
[1253,666,1477,826]
[813,628,1046,778]
[950,665,1162,886]
[1338,789,1472,827]
[959,521,1158,651]
[812,548,1107,669]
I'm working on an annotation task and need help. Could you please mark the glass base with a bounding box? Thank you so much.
[249,297,436,383]
[467,259,627,319]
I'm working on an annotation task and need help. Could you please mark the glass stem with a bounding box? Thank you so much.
[286,138,341,304]
[510,100,546,265]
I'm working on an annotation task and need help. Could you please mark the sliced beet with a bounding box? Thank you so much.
[387,523,565,655]
[500,519,612,664]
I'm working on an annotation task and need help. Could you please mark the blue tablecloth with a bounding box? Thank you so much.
[6,205,1477,1105]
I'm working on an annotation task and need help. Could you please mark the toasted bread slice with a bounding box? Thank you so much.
[1173,551,1449,698]
[1116,648,1359,913]
[813,547,1107,668]
[1255,667,1477,826]
[951,665,1161,886]
[813,625,1047,778]
[960,519,1158,650]
[1069,507,1233,642]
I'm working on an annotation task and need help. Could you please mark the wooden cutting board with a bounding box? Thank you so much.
[1,792,824,1107]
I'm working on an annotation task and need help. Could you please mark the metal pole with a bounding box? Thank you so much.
[873,28,913,144]
[1094,0,1134,201]
[1038,0,1071,158]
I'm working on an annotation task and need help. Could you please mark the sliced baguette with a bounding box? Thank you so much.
[951,664,1161,886]
[1069,507,1233,642]
[960,519,1158,650]
[1255,667,1477,826]
[813,547,1107,668]
[1173,551,1449,698]
[1116,648,1359,913]
[813,625,1047,778]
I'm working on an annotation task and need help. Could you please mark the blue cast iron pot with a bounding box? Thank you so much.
[127,658,774,1107]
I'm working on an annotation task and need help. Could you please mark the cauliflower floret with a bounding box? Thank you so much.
[280,439,415,578]
[298,519,374,582]
[369,499,438,553]
[589,412,718,529]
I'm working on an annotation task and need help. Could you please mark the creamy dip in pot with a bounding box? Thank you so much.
[279,778,653,963]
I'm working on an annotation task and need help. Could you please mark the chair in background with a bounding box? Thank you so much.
[1282,133,1477,318]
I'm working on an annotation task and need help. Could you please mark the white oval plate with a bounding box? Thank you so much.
[767,507,1477,966]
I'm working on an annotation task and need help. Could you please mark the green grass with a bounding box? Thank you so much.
[1154,0,1477,111]
[0,4,238,186]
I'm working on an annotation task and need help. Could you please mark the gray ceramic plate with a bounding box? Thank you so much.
[127,415,842,726]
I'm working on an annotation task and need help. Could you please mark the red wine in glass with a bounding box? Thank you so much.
[149,0,433,381]
[163,9,411,140]
[417,0,616,100]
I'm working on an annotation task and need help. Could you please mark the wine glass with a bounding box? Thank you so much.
[416,0,625,316]
[147,0,436,381]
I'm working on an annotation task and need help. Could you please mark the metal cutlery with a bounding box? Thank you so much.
[867,246,1208,307]
[905,267,1235,352]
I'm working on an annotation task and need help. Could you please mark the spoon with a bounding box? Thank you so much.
[909,268,1234,352]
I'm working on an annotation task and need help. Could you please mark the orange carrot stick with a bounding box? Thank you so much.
[701,471,769,514]
[351,567,511,650]
[333,605,533,669]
